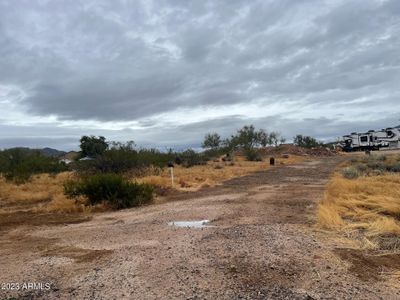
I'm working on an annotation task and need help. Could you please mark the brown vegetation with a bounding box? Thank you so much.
[318,154,400,250]
[0,154,305,215]
[138,154,305,192]
[0,172,86,213]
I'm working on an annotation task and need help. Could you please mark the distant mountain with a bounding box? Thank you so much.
[39,147,66,157]
[2,147,67,158]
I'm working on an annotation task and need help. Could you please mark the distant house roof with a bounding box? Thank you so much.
[59,151,80,160]
[79,156,94,161]
[59,158,73,164]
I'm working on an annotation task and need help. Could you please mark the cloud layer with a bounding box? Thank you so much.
[1,0,400,150]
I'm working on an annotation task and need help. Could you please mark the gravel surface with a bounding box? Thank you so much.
[1,157,399,299]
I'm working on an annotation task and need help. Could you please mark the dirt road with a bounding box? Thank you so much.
[1,157,399,299]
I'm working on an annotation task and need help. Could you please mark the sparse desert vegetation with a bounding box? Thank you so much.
[5,128,400,297]
[0,172,87,214]
[2,144,400,299]
[138,154,304,192]
[0,148,68,183]
[318,153,400,250]
[0,152,305,215]
[0,126,320,214]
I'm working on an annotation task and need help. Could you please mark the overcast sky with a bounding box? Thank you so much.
[1,0,400,150]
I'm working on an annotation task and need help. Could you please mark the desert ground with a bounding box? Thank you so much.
[1,156,400,299]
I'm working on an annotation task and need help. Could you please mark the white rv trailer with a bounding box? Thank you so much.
[377,127,400,149]
[340,126,400,152]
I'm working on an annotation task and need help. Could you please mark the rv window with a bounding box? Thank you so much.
[360,136,368,142]
[369,136,373,142]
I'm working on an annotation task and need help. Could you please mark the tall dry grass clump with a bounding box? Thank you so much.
[0,172,88,213]
[318,154,400,249]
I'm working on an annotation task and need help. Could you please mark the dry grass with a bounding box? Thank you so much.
[318,155,400,249]
[0,172,89,214]
[0,155,305,214]
[138,155,305,191]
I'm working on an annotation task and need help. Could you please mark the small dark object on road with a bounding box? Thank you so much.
[167,161,174,168]
[365,150,371,155]
[270,157,275,165]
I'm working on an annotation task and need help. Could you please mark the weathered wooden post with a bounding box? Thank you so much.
[168,162,174,187]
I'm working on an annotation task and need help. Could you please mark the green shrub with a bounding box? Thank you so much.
[79,135,108,158]
[355,164,368,173]
[341,167,360,179]
[64,173,153,209]
[0,148,68,183]
[137,148,176,168]
[366,161,386,171]
[244,148,263,161]
[180,149,206,167]
[376,155,387,161]
[74,143,178,174]
[387,162,400,173]
[203,148,227,161]
[84,146,139,174]
[293,134,322,149]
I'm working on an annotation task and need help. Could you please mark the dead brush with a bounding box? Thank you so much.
[0,172,88,213]
[318,156,400,250]
[0,155,305,212]
[138,155,306,191]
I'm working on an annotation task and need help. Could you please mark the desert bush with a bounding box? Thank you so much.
[180,149,206,167]
[79,135,108,158]
[355,164,368,173]
[203,148,227,161]
[341,167,360,179]
[376,155,387,161]
[293,134,322,149]
[74,143,178,174]
[202,132,221,149]
[223,125,282,152]
[244,148,263,161]
[0,148,68,183]
[366,161,386,171]
[76,144,139,174]
[387,162,400,173]
[136,148,176,168]
[374,234,400,250]
[64,173,153,209]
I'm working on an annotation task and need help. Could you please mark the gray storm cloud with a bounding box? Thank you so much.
[0,0,399,149]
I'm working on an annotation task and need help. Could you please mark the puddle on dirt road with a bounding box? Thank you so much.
[168,220,213,228]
